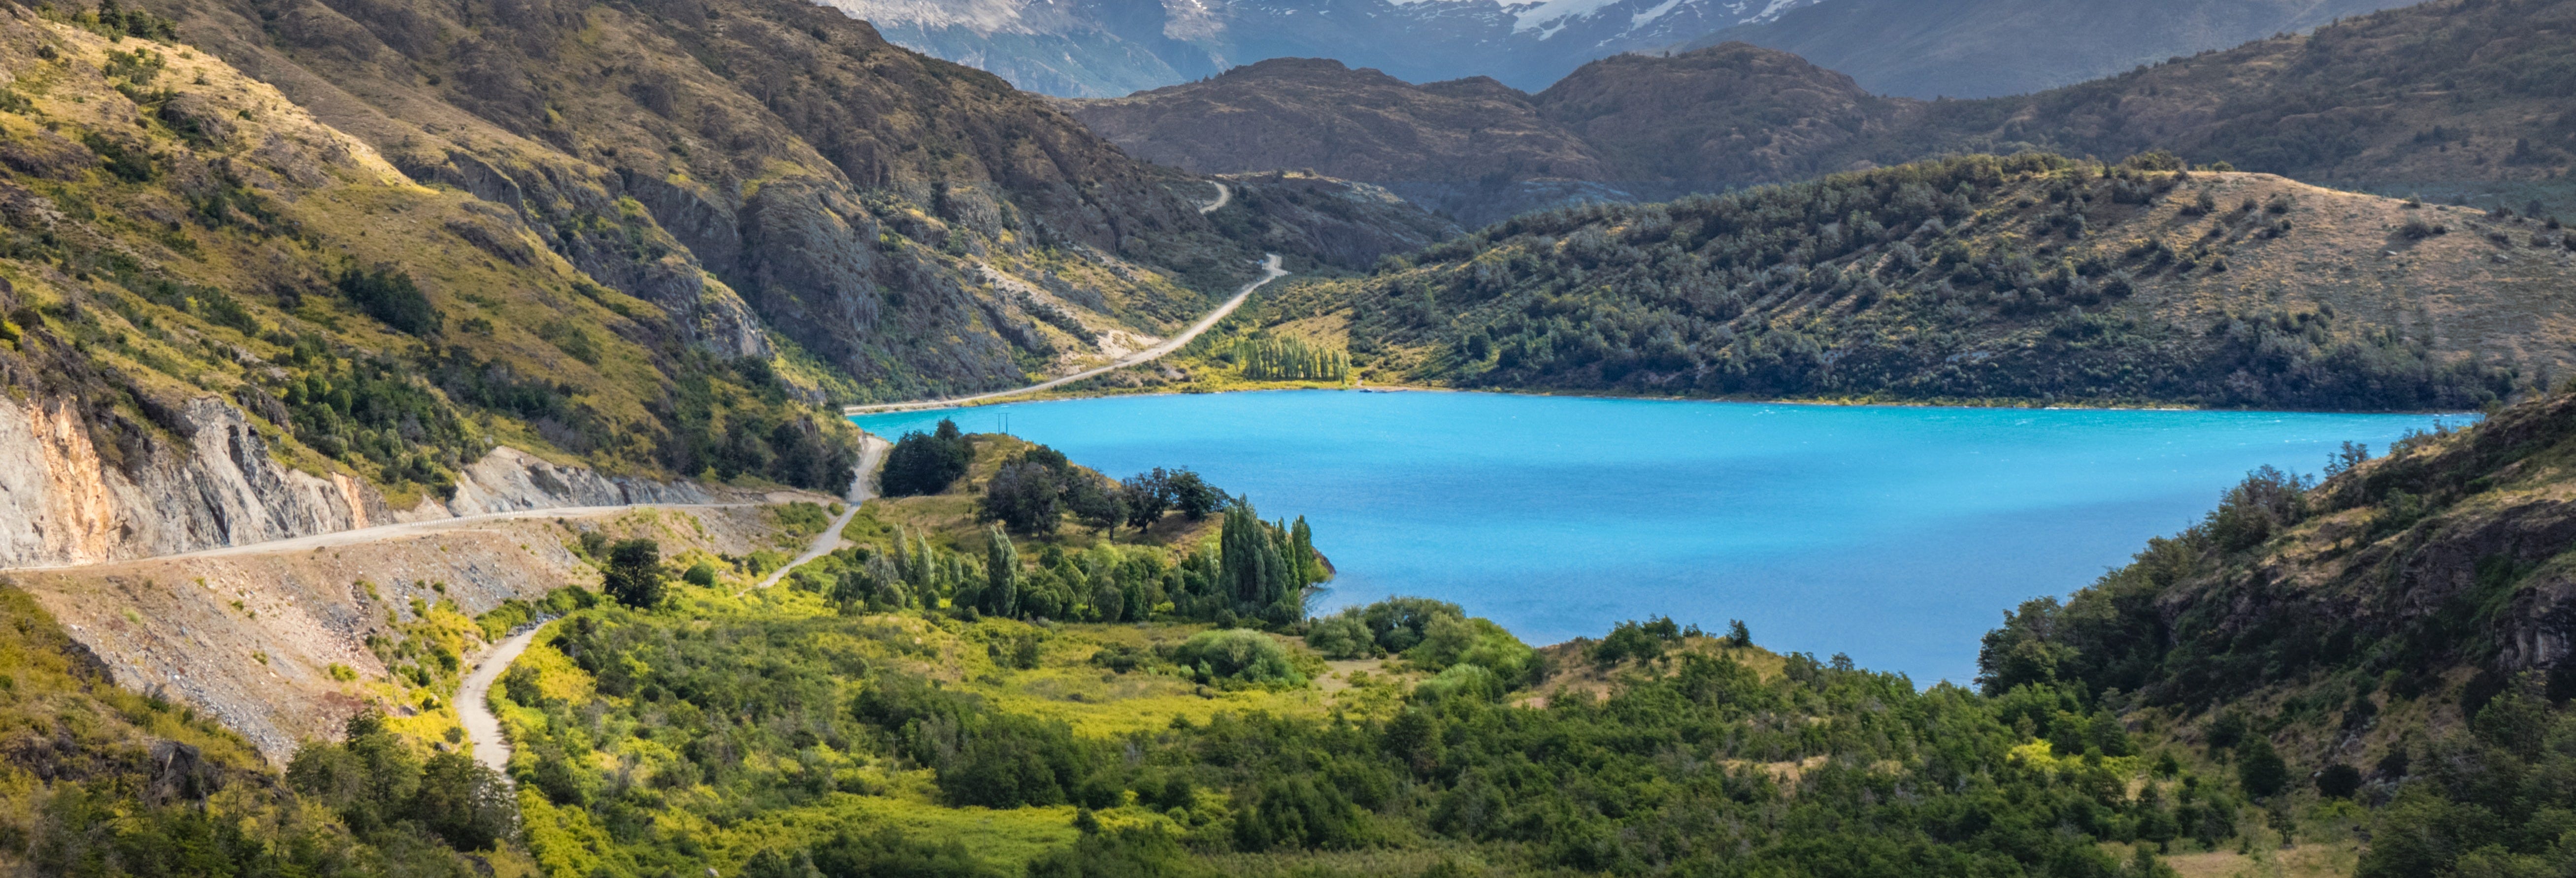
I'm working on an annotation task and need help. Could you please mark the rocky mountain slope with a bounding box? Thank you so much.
[0,0,1447,564]
[1070,0,2576,224]
[0,10,827,566]
[1069,46,1889,225]
[1254,154,2576,409]
[1685,0,2424,99]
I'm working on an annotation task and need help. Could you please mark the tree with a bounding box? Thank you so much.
[1289,517,1324,584]
[1168,469,1222,520]
[985,461,1063,534]
[1120,468,1172,530]
[984,524,1020,618]
[2238,737,2287,797]
[1219,502,1299,623]
[1065,473,1126,535]
[883,421,972,496]
[602,538,665,608]
[1725,619,1752,648]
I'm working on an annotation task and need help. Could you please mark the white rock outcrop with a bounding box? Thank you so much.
[0,394,714,567]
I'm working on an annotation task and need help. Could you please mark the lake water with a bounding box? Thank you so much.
[855,391,2457,684]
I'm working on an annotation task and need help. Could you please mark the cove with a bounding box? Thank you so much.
[856,390,2456,684]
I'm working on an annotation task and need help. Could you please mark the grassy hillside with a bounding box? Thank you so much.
[0,8,854,495]
[1981,380,2576,877]
[0,583,532,877]
[1248,153,2576,409]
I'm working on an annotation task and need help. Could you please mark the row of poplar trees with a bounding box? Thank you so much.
[830,507,1327,626]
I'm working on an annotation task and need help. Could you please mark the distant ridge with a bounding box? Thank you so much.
[1070,0,2576,222]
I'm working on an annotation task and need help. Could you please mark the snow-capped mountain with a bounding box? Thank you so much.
[808,0,1823,96]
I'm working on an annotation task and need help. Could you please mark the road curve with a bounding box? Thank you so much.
[750,433,890,592]
[1198,181,1231,214]
[459,434,891,776]
[844,253,1286,416]
[458,622,544,774]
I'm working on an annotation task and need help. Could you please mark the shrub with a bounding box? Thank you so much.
[336,266,440,336]
[1304,609,1376,659]
[2315,763,2363,798]
[1171,629,1303,686]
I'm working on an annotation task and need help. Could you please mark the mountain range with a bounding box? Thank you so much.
[824,0,2429,100]
[818,0,1823,97]
[1687,0,2424,99]
[1069,0,2576,224]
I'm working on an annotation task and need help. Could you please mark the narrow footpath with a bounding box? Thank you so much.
[842,253,1286,416]
[456,433,891,775]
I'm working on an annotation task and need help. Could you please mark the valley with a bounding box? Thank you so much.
[3,0,2576,874]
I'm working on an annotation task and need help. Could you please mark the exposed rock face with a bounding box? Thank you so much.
[7,504,797,760]
[444,447,719,516]
[149,0,1277,398]
[0,394,719,568]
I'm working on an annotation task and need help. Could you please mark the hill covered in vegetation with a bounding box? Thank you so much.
[0,0,1454,562]
[22,395,2576,875]
[0,8,858,513]
[1248,153,2576,409]
[1980,377,2576,877]
[1071,0,2576,223]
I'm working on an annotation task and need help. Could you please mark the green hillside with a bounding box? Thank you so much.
[0,9,854,494]
[1250,153,2576,410]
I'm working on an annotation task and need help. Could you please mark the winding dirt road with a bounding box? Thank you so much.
[1198,181,1231,214]
[457,435,891,775]
[843,253,1286,416]
[749,434,890,591]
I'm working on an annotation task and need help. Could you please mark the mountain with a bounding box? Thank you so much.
[1071,0,2576,223]
[1685,0,2427,100]
[810,0,1829,98]
[0,0,1444,566]
[1067,45,1896,225]
[1257,154,2576,409]
[1067,58,1626,226]
[1885,0,2576,213]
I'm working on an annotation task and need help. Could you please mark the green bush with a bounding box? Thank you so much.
[1171,629,1303,686]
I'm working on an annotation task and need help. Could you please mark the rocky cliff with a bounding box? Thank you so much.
[0,390,741,568]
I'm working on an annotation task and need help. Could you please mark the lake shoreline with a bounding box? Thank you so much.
[849,380,2485,420]
[846,391,2457,682]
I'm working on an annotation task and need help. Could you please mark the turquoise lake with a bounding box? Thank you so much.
[855,391,2457,684]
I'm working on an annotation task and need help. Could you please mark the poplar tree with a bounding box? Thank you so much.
[984,523,1020,618]
[1221,502,1299,623]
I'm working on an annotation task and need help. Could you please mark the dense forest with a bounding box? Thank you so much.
[1267,152,2562,410]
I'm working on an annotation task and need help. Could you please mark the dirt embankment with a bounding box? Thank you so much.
[1,502,815,762]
